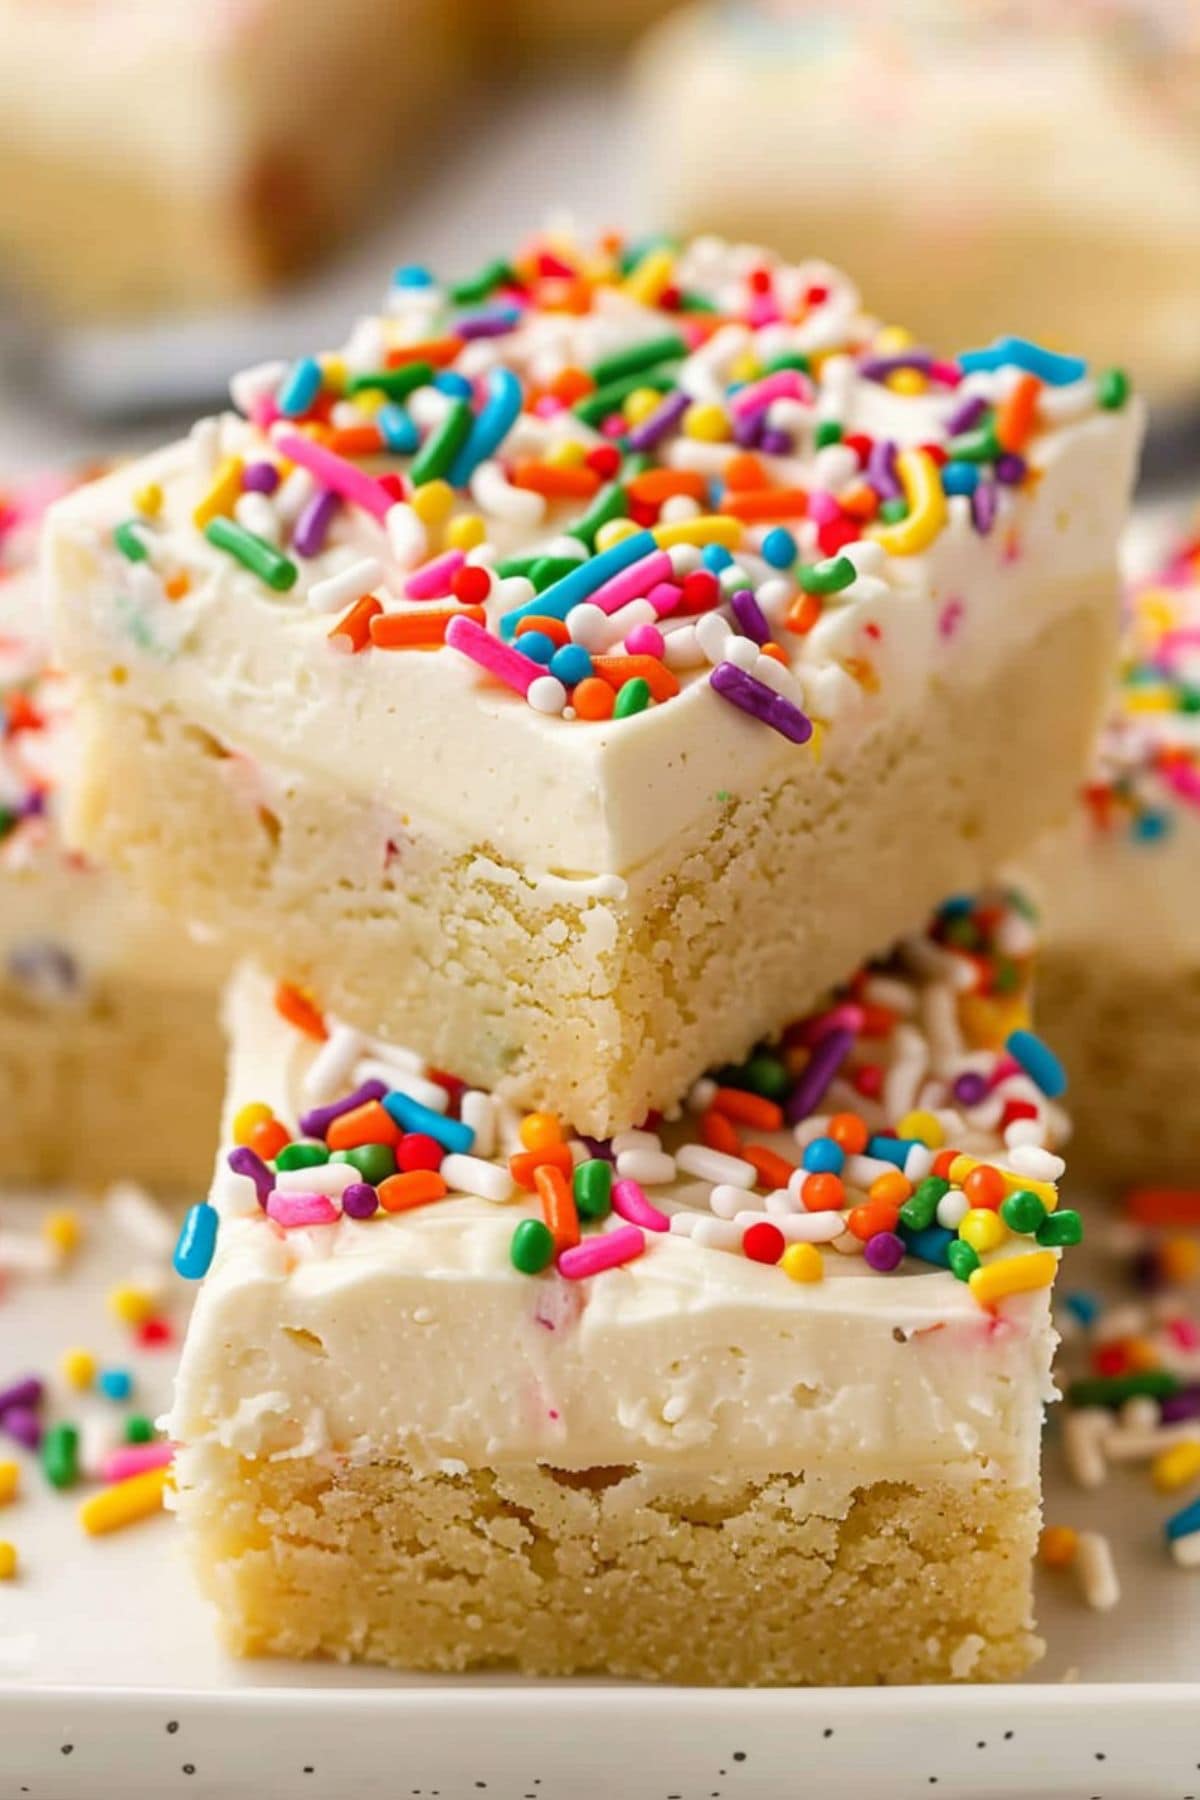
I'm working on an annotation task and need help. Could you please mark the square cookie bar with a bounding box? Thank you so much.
[47,230,1140,1135]
[167,891,1077,1685]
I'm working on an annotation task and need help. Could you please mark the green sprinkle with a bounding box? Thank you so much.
[450,259,512,307]
[590,334,689,389]
[1097,368,1130,410]
[511,1218,555,1275]
[763,352,811,376]
[676,291,718,314]
[613,677,652,718]
[530,555,587,593]
[799,555,856,595]
[275,1141,330,1172]
[878,497,909,524]
[574,1159,613,1222]
[814,420,843,449]
[346,361,433,403]
[1067,1372,1179,1409]
[565,480,629,552]
[125,1415,155,1445]
[899,1176,950,1234]
[736,1053,791,1102]
[204,517,297,591]
[114,520,150,563]
[409,398,473,486]
[42,1422,79,1490]
[1037,1209,1083,1248]
[332,1143,397,1184]
[1000,1189,1047,1235]
[947,1240,980,1283]
[947,421,1001,463]
[575,370,677,430]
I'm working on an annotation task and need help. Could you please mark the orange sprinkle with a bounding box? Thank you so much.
[963,1164,1006,1211]
[759,641,788,665]
[326,1100,401,1152]
[847,1199,900,1241]
[571,676,616,721]
[510,460,601,501]
[327,425,383,459]
[274,982,327,1041]
[784,592,821,636]
[868,1170,913,1208]
[842,656,879,693]
[163,571,191,602]
[996,373,1042,454]
[247,1118,290,1162]
[827,1113,869,1155]
[801,1171,845,1212]
[549,367,594,406]
[743,1144,796,1189]
[700,1110,743,1156]
[370,604,484,649]
[1126,1188,1200,1227]
[377,1170,449,1213]
[1039,1525,1078,1569]
[932,1149,962,1180]
[509,1143,575,1192]
[519,1112,564,1151]
[385,336,464,369]
[535,1164,580,1253]
[515,615,570,647]
[722,452,771,493]
[328,594,382,654]
[839,483,880,522]
[722,486,809,522]
[711,1087,783,1132]
[627,469,708,506]
[590,655,680,702]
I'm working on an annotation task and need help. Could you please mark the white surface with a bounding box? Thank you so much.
[0,1194,1197,1798]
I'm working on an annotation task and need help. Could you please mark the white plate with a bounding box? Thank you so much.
[0,1193,1196,1800]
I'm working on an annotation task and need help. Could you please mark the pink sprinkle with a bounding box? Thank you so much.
[557,1225,646,1279]
[1163,762,1200,807]
[730,369,811,420]
[248,395,280,432]
[612,1179,670,1233]
[938,597,965,640]
[1168,1317,1200,1351]
[271,428,393,522]
[266,1191,340,1228]
[800,1002,865,1046]
[533,395,565,418]
[625,624,664,658]
[746,297,782,330]
[589,549,673,615]
[445,614,542,697]
[405,549,465,600]
[807,490,841,526]
[103,1441,174,1484]
[645,580,683,617]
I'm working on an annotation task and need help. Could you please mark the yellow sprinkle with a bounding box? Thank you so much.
[42,1209,81,1255]
[871,448,947,556]
[594,518,642,553]
[410,479,455,526]
[0,1542,16,1580]
[1152,1440,1200,1493]
[623,387,665,427]
[445,513,486,552]
[60,1349,96,1391]
[107,1284,157,1329]
[728,351,762,385]
[887,368,927,397]
[352,388,385,418]
[959,1208,1008,1255]
[808,720,826,763]
[968,1250,1058,1309]
[653,514,743,551]
[518,1112,563,1151]
[682,402,731,443]
[876,324,916,351]
[1160,1237,1200,1284]
[543,439,588,469]
[1124,688,1174,714]
[948,1153,1057,1211]
[1039,1524,1078,1568]
[78,1466,169,1537]
[319,353,348,392]
[897,1109,944,1149]
[622,246,675,307]
[958,992,1031,1051]
[781,1242,824,1283]
[232,1101,274,1147]
[0,1462,19,1505]
[132,481,163,518]
[192,454,244,530]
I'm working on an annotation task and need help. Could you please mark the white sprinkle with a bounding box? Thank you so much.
[737,1209,844,1244]
[1005,1143,1066,1182]
[695,611,733,664]
[302,1023,367,1102]
[78,1413,121,1481]
[234,493,280,543]
[357,1064,447,1113]
[612,1129,661,1154]
[103,1182,174,1261]
[615,1149,676,1186]
[460,1092,496,1161]
[675,1145,757,1188]
[385,503,428,570]
[936,1190,970,1230]
[1003,1118,1047,1151]
[710,1184,760,1219]
[528,675,568,715]
[190,415,221,476]
[273,1163,360,1196]
[1074,1531,1120,1611]
[471,460,546,527]
[1170,1531,1200,1569]
[307,557,385,615]
[230,358,287,416]
[689,1215,742,1251]
[660,494,700,524]
[441,1154,514,1203]
[1064,1409,1111,1489]
[0,1232,57,1274]
[686,1077,717,1114]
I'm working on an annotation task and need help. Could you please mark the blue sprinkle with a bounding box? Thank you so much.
[1133,809,1171,843]
[898,1224,955,1268]
[378,405,420,456]
[868,1135,918,1170]
[958,335,1087,387]
[941,460,979,496]
[761,527,798,570]
[1006,1027,1067,1099]
[382,1091,475,1154]
[550,643,593,686]
[1165,1495,1200,1543]
[434,371,474,400]
[98,1368,133,1402]
[174,1202,218,1281]
[939,895,975,917]
[393,264,435,289]
[701,544,734,574]
[276,357,322,419]
[1063,1290,1101,1327]
[801,1136,844,1176]
[518,631,556,666]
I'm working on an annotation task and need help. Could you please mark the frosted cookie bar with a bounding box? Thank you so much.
[168,891,1077,1684]
[633,3,1200,400]
[1022,528,1200,1185]
[0,475,224,1190]
[47,229,1141,1136]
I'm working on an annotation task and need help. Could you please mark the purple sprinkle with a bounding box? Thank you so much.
[995,452,1026,485]
[866,438,902,501]
[292,486,340,558]
[857,350,935,381]
[758,427,792,457]
[243,460,281,495]
[456,306,521,341]
[1161,1389,1200,1424]
[732,409,764,449]
[578,1135,615,1163]
[227,1145,273,1206]
[626,389,689,454]
[298,1079,388,1140]
[953,1071,988,1108]
[19,790,46,819]
[945,393,988,437]
[730,587,770,645]
[0,1375,43,1416]
[341,1182,379,1220]
[785,1026,855,1125]
[710,661,813,745]
[2,1406,40,1451]
[971,481,998,535]
[864,1230,905,1273]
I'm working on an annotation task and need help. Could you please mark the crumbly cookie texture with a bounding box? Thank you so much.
[47,230,1140,1132]
[168,891,1074,1683]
